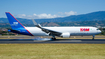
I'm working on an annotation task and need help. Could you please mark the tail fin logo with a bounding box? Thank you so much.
[11,22,18,26]
[13,22,18,25]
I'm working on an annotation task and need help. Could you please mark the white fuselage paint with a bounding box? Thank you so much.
[25,26,101,36]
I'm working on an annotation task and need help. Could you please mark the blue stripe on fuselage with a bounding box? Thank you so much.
[10,28,33,36]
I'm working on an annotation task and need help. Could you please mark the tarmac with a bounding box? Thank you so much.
[0,39,105,44]
[0,36,105,44]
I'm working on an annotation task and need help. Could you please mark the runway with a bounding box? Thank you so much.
[0,39,105,44]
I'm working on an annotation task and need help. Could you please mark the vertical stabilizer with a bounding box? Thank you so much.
[5,12,24,29]
[5,12,33,36]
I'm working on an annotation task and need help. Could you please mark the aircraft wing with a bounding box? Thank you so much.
[32,19,62,36]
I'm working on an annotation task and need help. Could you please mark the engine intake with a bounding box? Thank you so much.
[61,32,70,38]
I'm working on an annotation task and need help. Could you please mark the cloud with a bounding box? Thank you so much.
[64,11,77,16]
[16,14,26,18]
[16,13,60,19]
[58,11,77,16]
[34,13,58,19]
[16,11,77,19]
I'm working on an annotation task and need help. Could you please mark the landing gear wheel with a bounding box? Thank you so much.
[51,38,56,40]
[92,37,94,40]
[92,35,95,40]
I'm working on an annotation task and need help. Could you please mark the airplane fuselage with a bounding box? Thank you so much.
[5,12,101,39]
[25,26,101,36]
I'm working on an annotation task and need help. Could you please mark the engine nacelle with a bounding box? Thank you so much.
[61,32,70,38]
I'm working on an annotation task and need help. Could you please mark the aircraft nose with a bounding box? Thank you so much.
[98,30,101,33]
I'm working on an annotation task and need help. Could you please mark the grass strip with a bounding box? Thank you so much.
[0,44,105,59]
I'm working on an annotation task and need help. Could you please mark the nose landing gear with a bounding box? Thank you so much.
[92,35,95,40]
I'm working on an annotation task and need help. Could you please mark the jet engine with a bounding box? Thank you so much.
[61,32,70,38]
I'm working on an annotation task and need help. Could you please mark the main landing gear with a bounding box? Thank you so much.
[51,37,56,40]
[51,36,56,40]
[92,35,95,40]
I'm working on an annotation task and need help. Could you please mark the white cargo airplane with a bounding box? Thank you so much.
[5,12,101,40]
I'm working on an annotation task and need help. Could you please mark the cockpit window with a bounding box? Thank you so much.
[97,29,99,30]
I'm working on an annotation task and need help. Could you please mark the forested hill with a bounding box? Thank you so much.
[36,11,105,22]
[0,11,105,24]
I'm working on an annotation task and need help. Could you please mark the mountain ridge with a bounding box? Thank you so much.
[0,11,105,24]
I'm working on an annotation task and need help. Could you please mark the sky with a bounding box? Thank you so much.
[0,0,105,19]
